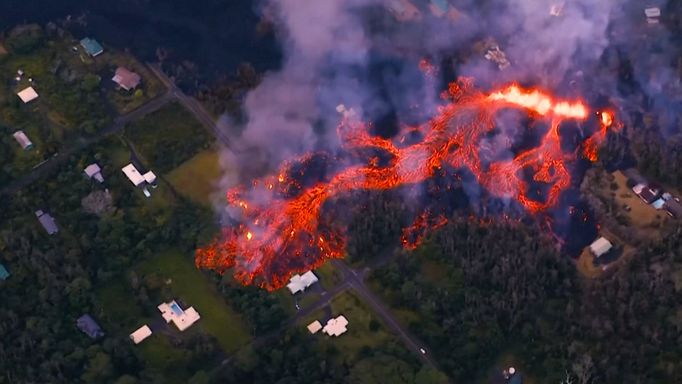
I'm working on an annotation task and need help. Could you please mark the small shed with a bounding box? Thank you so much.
[589,237,613,258]
[35,210,59,235]
[84,163,104,183]
[13,130,33,150]
[112,67,141,91]
[80,38,104,57]
[76,314,105,339]
[307,320,323,334]
[130,325,152,344]
[0,264,9,280]
[17,86,39,103]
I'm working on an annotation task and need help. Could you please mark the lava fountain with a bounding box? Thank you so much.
[196,78,615,290]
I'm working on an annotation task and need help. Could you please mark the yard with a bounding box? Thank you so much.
[304,291,396,365]
[166,149,224,206]
[610,170,666,237]
[135,249,252,353]
[124,102,213,174]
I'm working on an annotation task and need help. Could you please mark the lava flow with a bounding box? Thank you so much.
[196,79,615,290]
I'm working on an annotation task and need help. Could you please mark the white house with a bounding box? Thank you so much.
[84,163,104,183]
[143,170,157,185]
[158,300,201,332]
[322,315,349,337]
[286,271,319,294]
[307,320,323,334]
[589,237,613,258]
[121,163,146,186]
[13,130,33,150]
[129,325,152,344]
[17,86,39,103]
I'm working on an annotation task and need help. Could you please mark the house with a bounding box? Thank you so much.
[636,185,660,204]
[13,130,33,150]
[322,315,349,337]
[122,163,146,186]
[17,86,39,103]
[143,170,157,186]
[0,263,9,281]
[130,325,152,344]
[35,210,58,235]
[307,320,323,334]
[589,237,612,258]
[484,45,511,70]
[158,300,201,331]
[112,67,141,91]
[80,38,104,57]
[645,7,661,24]
[76,314,105,339]
[84,163,104,183]
[286,270,319,294]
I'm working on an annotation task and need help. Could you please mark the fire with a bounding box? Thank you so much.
[196,80,615,291]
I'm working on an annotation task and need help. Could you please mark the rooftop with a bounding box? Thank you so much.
[35,210,59,235]
[84,163,104,183]
[112,67,141,91]
[307,320,323,334]
[287,270,319,294]
[121,163,146,186]
[129,325,152,344]
[322,315,349,337]
[76,314,105,339]
[13,130,33,150]
[80,38,104,57]
[17,86,39,103]
[158,300,201,331]
[590,237,613,258]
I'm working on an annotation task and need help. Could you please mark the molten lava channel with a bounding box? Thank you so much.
[196,80,615,290]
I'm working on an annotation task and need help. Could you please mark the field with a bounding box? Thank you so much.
[304,291,396,364]
[135,249,251,353]
[166,149,224,206]
[610,170,666,237]
[124,102,212,173]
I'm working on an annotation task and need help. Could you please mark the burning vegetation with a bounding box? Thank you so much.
[196,78,616,290]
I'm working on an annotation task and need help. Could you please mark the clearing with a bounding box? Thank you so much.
[136,249,252,353]
[167,149,225,206]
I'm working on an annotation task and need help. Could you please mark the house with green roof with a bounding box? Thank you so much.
[80,37,104,57]
[0,264,9,280]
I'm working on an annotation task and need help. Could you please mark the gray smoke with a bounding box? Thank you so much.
[216,0,681,207]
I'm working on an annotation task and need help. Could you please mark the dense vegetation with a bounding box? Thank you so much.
[370,217,682,383]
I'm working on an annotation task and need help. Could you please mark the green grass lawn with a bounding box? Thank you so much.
[303,291,394,364]
[124,102,212,173]
[166,149,224,206]
[136,249,251,353]
[315,261,343,291]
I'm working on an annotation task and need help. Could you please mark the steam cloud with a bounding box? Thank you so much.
[216,0,681,206]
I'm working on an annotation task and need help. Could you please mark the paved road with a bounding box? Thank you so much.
[146,63,233,146]
[0,92,174,196]
[331,259,440,370]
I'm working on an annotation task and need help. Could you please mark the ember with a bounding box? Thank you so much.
[196,79,615,290]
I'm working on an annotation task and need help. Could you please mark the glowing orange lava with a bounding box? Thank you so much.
[196,80,615,290]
